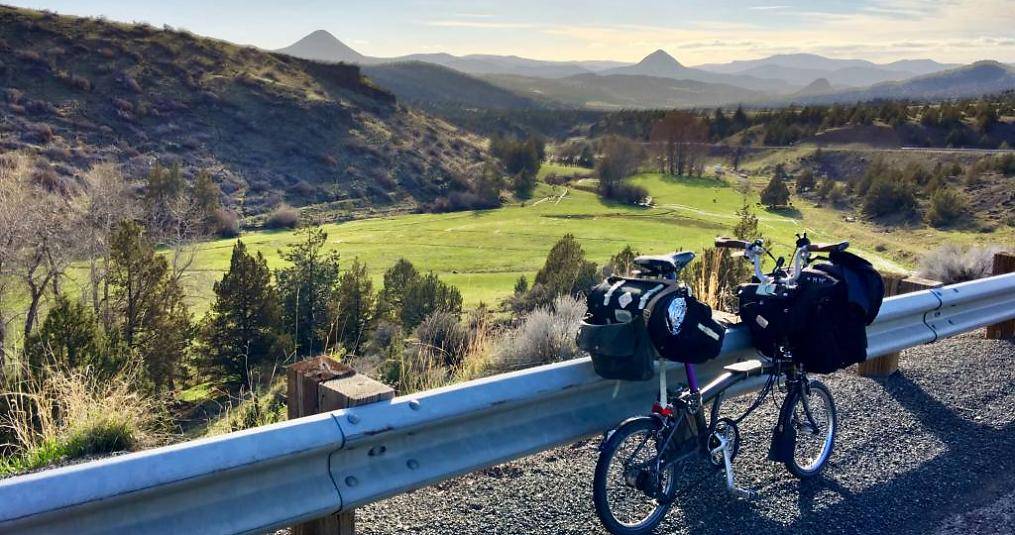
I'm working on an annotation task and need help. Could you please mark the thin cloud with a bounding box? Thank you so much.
[748,5,791,10]
[424,19,536,29]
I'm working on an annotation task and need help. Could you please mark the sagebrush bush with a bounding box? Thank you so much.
[265,203,298,229]
[492,295,586,372]
[917,244,1002,284]
[414,310,469,368]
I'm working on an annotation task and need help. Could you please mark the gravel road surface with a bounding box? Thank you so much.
[355,331,1015,534]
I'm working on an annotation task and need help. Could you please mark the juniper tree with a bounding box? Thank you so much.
[334,258,375,355]
[200,240,284,388]
[275,227,340,355]
[106,221,192,391]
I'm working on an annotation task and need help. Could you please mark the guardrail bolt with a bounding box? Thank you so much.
[409,399,421,411]
[986,252,1015,340]
[288,356,394,535]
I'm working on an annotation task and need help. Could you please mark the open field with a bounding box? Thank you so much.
[52,161,1013,318]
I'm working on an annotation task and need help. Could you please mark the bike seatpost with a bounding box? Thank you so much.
[685,363,700,393]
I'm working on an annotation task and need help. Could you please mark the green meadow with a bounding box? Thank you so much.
[66,168,921,316]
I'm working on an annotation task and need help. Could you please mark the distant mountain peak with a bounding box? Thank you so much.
[795,77,833,96]
[639,49,683,68]
[276,30,365,63]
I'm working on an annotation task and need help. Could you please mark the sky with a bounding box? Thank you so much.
[7,0,1015,65]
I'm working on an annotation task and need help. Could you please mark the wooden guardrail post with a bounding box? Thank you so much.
[856,273,942,377]
[288,356,395,535]
[986,252,1015,339]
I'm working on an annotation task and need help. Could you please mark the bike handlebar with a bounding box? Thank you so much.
[808,241,849,253]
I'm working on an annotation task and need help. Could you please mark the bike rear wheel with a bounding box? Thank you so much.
[784,380,837,478]
[593,417,677,535]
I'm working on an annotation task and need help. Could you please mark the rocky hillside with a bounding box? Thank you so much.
[0,7,487,215]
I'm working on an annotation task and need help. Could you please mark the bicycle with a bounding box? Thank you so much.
[592,234,846,535]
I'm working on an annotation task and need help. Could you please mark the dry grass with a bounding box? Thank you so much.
[686,247,748,313]
[1,364,171,475]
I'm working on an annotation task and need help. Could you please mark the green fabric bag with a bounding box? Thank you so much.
[577,315,657,381]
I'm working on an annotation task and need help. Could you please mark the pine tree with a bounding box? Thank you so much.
[275,227,341,355]
[333,258,375,354]
[200,240,284,388]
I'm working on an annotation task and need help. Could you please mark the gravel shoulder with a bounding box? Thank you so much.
[356,331,1015,535]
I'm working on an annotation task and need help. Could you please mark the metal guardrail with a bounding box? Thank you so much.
[2,273,1013,535]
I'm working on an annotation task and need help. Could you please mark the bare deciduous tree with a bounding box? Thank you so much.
[0,152,35,365]
[649,111,709,177]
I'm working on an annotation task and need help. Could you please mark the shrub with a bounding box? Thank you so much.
[265,203,299,229]
[600,181,649,205]
[862,176,917,219]
[925,187,969,228]
[513,234,597,312]
[917,244,1003,284]
[795,169,816,194]
[400,273,463,331]
[544,173,570,186]
[492,295,586,372]
[817,178,835,200]
[209,377,287,435]
[212,208,240,237]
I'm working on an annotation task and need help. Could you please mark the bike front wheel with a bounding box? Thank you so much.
[593,417,677,535]
[783,379,837,478]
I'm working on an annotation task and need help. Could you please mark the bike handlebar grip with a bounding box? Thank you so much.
[714,237,751,249]
[810,241,849,252]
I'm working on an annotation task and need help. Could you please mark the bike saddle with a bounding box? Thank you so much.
[633,251,695,275]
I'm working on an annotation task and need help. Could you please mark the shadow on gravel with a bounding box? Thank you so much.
[675,371,1015,535]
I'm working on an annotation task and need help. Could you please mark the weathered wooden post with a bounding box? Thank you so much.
[986,252,1015,339]
[856,273,942,377]
[288,356,394,535]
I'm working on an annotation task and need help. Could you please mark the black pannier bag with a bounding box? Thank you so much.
[579,277,726,381]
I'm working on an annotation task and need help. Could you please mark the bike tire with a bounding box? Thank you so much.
[782,380,837,478]
[593,417,675,535]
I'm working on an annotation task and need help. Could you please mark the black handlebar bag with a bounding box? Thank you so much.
[738,262,879,374]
